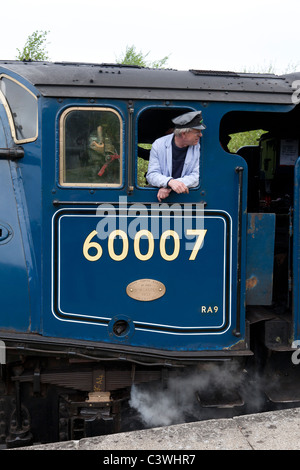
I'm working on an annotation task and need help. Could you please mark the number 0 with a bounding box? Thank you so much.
[160,230,180,261]
[108,230,128,261]
[134,230,154,261]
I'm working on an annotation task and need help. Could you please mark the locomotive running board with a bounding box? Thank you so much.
[0,330,253,364]
[264,372,300,403]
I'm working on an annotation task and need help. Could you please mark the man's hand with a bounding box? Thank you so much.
[157,187,172,202]
[168,179,189,194]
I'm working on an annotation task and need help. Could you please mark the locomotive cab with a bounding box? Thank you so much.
[221,104,300,403]
[0,62,299,447]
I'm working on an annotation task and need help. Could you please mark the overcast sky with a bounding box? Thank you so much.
[1,0,299,74]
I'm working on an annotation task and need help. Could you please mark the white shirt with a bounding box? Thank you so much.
[146,134,200,188]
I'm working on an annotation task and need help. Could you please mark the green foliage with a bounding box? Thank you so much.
[16,30,50,61]
[137,144,151,186]
[117,45,169,68]
[242,61,300,75]
[137,157,149,186]
[228,129,267,153]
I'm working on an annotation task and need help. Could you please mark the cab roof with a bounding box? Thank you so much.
[0,60,299,104]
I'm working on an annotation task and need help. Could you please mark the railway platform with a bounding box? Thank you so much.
[12,407,300,451]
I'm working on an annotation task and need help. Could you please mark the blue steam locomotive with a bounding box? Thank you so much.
[0,60,299,446]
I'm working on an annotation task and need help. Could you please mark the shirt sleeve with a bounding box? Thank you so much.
[146,140,170,188]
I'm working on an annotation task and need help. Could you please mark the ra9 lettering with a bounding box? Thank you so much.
[201,305,219,313]
[83,229,207,262]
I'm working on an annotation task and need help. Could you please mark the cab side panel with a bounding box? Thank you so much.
[0,157,31,331]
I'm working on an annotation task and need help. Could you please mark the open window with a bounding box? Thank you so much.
[136,107,192,187]
[221,107,300,307]
[220,109,300,212]
[59,107,123,187]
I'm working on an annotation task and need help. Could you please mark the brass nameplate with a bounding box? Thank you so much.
[126,279,166,302]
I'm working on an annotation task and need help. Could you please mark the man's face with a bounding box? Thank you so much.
[182,129,202,146]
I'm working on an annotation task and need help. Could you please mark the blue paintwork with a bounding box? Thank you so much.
[51,207,231,349]
[0,159,31,331]
[39,97,247,351]
[0,64,298,354]
[246,213,275,305]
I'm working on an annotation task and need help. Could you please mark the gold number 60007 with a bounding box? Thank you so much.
[83,229,207,262]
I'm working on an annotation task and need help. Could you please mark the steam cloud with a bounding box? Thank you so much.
[129,361,264,428]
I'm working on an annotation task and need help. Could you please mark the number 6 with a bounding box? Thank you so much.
[83,230,103,261]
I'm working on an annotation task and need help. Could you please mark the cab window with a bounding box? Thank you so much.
[60,107,123,187]
[0,75,38,143]
[137,107,193,187]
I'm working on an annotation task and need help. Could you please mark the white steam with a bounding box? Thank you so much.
[129,362,261,428]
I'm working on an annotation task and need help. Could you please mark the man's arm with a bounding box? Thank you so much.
[157,187,172,202]
[167,178,189,194]
[146,141,171,188]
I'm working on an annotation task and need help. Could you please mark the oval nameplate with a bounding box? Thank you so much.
[126,279,166,302]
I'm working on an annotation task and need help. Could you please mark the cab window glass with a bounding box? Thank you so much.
[60,107,122,187]
[0,76,38,142]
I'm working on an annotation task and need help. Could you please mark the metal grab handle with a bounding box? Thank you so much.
[127,106,134,194]
[234,166,244,337]
[0,147,24,159]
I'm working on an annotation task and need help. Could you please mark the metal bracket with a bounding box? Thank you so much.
[0,147,24,159]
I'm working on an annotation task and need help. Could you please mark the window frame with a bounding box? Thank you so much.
[0,74,38,144]
[59,106,124,188]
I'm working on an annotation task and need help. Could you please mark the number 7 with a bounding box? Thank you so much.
[186,229,207,260]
